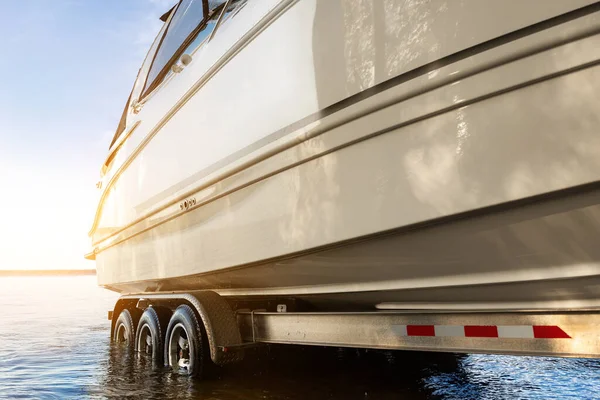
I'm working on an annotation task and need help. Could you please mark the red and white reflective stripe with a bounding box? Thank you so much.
[393,325,570,339]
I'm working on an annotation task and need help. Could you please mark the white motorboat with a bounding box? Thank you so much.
[89,0,600,313]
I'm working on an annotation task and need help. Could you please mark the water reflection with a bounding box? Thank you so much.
[97,344,600,400]
[98,344,468,400]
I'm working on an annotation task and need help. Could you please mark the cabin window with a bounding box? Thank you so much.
[142,0,207,97]
[208,0,227,9]
[182,0,246,56]
[181,9,219,55]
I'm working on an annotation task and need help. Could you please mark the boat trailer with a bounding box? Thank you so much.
[112,291,600,364]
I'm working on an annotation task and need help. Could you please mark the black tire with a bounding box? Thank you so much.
[164,304,210,378]
[135,307,169,364]
[113,309,136,346]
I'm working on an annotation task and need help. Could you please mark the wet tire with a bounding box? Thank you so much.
[164,304,210,378]
[113,309,136,346]
[135,307,169,364]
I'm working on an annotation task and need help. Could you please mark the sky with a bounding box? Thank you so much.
[0,0,177,270]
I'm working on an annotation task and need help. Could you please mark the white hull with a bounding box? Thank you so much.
[104,183,600,312]
[91,0,600,311]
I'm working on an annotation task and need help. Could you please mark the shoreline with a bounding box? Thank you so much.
[0,270,96,277]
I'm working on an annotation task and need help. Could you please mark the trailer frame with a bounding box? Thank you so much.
[111,291,600,361]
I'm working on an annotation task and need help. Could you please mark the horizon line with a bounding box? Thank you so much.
[0,269,96,276]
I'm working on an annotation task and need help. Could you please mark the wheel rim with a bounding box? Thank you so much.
[137,324,153,354]
[116,324,128,343]
[168,323,191,371]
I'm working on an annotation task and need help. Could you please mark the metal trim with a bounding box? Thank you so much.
[103,120,141,175]
[209,0,232,42]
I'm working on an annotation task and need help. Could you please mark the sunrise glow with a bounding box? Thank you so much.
[0,1,166,271]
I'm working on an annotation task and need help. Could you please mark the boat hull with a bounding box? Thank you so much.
[97,52,600,309]
[101,181,600,311]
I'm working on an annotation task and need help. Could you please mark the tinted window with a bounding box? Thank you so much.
[208,0,227,9]
[180,8,219,55]
[181,0,245,56]
[181,14,217,56]
[143,0,205,96]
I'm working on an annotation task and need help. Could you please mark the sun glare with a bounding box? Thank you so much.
[0,163,98,271]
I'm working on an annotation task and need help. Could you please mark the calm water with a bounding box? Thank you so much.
[1,276,599,400]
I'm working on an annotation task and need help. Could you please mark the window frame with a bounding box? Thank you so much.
[139,0,230,100]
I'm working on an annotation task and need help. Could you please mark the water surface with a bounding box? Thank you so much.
[0,276,599,399]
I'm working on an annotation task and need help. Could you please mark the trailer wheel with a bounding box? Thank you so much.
[164,304,210,378]
[135,307,169,364]
[113,309,136,346]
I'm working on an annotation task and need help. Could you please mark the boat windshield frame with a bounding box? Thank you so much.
[140,0,229,100]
